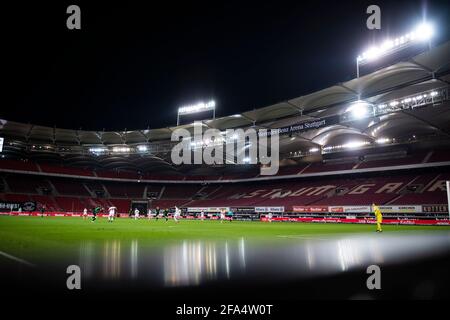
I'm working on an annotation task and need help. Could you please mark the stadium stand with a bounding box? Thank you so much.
[151,199,192,209]
[3,193,31,202]
[1,150,450,182]
[54,197,87,212]
[274,165,309,176]
[84,181,106,195]
[303,162,356,173]
[39,163,94,177]
[357,152,428,169]
[109,199,131,213]
[428,149,450,163]
[5,175,48,194]
[161,185,203,199]
[51,179,90,196]
[96,170,140,180]
[30,195,59,211]
[103,182,145,198]
[1,149,450,214]
[0,159,39,172]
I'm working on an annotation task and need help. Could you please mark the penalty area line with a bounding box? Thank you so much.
[0,250,36,267]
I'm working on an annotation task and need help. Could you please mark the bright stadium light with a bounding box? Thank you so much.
[389,101,399,107]
[374,87,446,115]
[376,137,390,144]
[356,21,435,77]
[112,146,131,153]
[415,22,434,41]
[346,100,373,119]
[178,100,215,115]
[137,145,148,152]
[89,147,107,154]
[177,100,216,125]
[343,141,370,149]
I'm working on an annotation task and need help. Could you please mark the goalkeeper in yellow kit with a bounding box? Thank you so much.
[372,203,383,232]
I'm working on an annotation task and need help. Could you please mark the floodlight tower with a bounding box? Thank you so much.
[356,22,434,78]
[177,100,216,126]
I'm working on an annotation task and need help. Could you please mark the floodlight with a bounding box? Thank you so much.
[356,21,435,77]
[389,101,399,107]
[89,147,107,153]
[343,141,369,149]
[178,100,216,115]
[365,47,383,61]
[346,100,372,119]
[415,22,434,41]
[112,146,130,153]
[376,138,390,144]
[177,99,216,125]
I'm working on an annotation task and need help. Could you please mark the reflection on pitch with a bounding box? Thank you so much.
[78,238,247,285]
[163,238,247,287]
[77,234,450,287]
[79,240,134,280]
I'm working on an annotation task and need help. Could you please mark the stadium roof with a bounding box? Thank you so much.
[0,41,449,169]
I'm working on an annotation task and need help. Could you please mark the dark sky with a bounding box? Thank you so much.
[1,0,449,131]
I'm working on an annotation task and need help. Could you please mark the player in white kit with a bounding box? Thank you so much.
[220,210,226,223]
[267,212,273,222]
[83,208,88,220]
[147,208,152,220]
[200,211,205,221]
[134,208,140,220]
[173,206,181,223]
[108,206,117,222]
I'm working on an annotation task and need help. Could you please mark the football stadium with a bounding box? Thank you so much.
[1,1,450,310]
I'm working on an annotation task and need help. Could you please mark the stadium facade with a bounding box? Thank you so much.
[0,41,449,221]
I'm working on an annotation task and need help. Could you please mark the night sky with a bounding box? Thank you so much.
[1,0,449,131]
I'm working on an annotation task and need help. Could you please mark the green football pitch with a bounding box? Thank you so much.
[1,216,449,263]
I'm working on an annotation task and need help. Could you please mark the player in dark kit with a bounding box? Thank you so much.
[154,207,160,221]
[227,209,234,222]
[40,205,46,217]
[163,208,169,222]
[91,206,102,222]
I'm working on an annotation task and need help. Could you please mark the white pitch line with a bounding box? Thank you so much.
[0,250,36,267]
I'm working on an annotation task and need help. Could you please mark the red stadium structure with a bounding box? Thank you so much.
[0,41,449,225]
